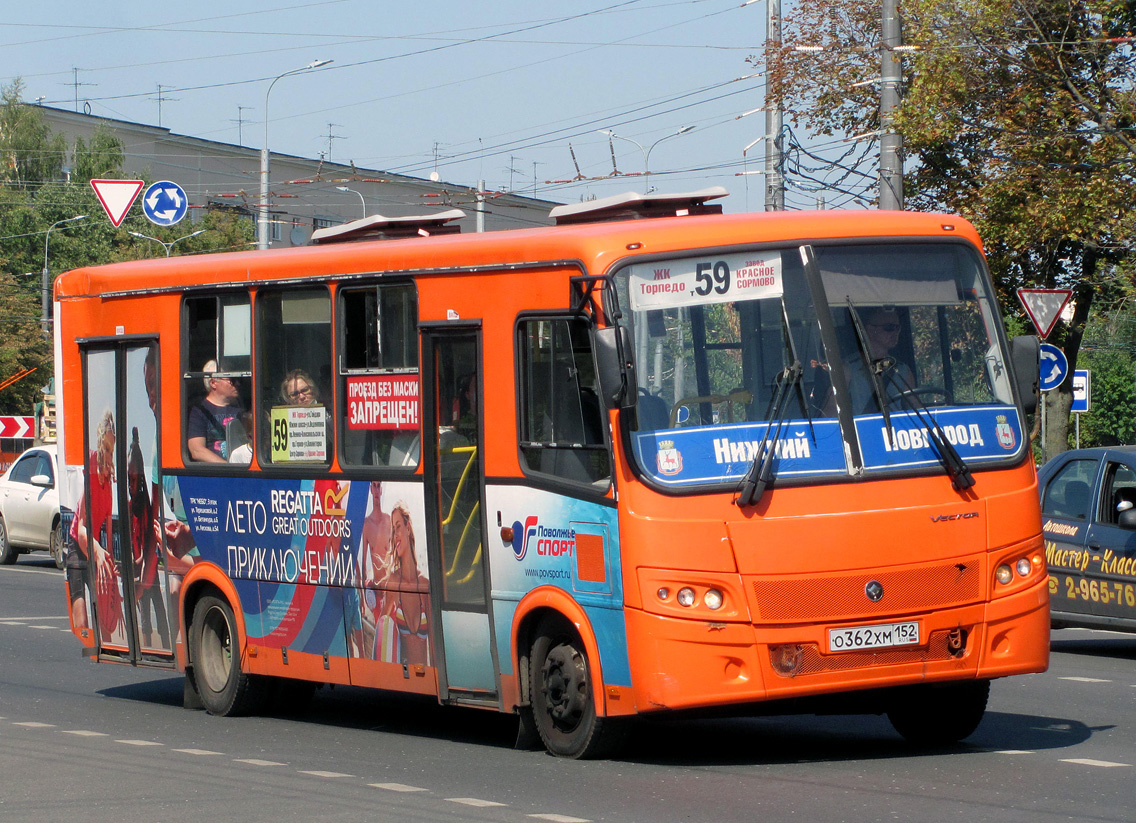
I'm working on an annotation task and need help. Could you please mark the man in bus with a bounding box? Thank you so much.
[187,360,244,462]
[843,306,915,414]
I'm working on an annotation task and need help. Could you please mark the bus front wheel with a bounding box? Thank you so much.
[190,594,267,717]
[529,618,622,759]
[887,679,990,745]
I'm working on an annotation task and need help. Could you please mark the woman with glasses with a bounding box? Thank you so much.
[280,369,320,406]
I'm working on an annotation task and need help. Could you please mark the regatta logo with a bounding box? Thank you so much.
[510,516,577,560]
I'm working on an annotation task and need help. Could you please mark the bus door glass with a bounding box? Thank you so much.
[76,342,175,663]
[422,328,497,698]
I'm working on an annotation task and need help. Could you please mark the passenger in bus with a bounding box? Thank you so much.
[841,307,915,414]
[187,360,244,462]
[281,369,321,406]
[228,413,254,464]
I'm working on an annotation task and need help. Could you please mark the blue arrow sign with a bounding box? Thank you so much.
[143,180,188,226]
[1039,342,1068,392]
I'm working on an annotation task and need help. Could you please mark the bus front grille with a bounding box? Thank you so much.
[748,559,982,623]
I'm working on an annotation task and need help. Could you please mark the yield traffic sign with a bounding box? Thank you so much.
[90,179,145,227]
[1017,288,1073,340]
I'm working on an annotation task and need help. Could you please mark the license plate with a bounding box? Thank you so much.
[828,621,920,652]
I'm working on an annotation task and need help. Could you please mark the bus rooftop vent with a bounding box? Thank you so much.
[549,187,728,226]
[311,209,466,244]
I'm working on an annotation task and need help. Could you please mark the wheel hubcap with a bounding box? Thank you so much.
[199,606,233,693]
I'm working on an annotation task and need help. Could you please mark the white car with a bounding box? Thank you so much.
[0,445,63,569]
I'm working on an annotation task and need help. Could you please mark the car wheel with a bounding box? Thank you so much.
[0,515,17,565]
[50,519,65,570]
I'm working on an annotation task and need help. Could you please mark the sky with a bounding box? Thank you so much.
[2,1,864,216]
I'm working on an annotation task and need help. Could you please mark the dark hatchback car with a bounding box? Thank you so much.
[1038,446,1136,632]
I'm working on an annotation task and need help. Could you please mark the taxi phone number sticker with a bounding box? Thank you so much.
[828,620,920,652]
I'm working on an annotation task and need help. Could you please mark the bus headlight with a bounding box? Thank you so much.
[995,564,1014,585]
[704,588,724,610]
[677,587,696,607]
[1015,557,1033,577]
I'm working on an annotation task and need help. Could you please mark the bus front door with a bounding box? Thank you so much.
[422,327,498,703]
[76,342,175,665]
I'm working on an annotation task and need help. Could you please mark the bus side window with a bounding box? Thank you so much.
[256,287,333,467]
[182,293,252,465]
[517,317,611,487]
[339,283,420,468]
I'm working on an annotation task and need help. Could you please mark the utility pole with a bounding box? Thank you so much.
[879,0,904,210]
[764,0,785,211]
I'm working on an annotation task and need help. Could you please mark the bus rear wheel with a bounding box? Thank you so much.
[190,594,267,717]
[529,618,622,759]
[887,679,990,745]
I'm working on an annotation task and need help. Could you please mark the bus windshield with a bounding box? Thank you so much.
[618,241,1024,490]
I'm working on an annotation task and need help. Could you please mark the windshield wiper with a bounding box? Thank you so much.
[737,361,802,507]
[882,370,975,491]
[846,300,895,430]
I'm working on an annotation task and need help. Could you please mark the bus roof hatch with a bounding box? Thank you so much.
[310,209,466,244]
[549,187,728,225]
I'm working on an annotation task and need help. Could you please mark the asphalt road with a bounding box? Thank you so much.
[1,556,1133,823]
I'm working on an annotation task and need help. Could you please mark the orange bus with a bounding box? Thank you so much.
[54,189,1049,758]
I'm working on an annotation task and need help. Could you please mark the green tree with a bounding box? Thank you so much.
[761,0,1136,457]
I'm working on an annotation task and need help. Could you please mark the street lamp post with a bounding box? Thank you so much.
[336,186,367,218]
[259,59,333,251]
[129,229,206,257]
[598,126,696,193]
[42,215,87,334]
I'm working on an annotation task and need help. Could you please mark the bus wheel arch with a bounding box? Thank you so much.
[181,570,267,717]
[513,593,623,759]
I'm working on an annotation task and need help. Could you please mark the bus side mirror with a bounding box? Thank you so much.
[594,325,637,411]
[1010,335,1040,415]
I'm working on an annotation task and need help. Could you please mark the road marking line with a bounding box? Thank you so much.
[1059,676,1111,683]
[174,748,223,756]
[530,815,592,823]
[0,622,26,626]
[369,783,428,793]
[30,625,58,630]
[61,730,108,737]
[2,616,65,620]
[994,750,1034,755]
[1061,758,1130,768]
[12,722,55,728]
[116,739,163,746]
[299,770,353,778]
[448,798,506,808]
[234,759,288,767]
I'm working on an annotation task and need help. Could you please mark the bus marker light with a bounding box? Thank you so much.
[677,587,696,607]
[657,587,671,601]
[995,564,1013,585]
[704,589,724,610]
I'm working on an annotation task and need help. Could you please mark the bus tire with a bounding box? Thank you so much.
[529,618,623,759]
[189,594,266,717]
[0,516,16,565]
[887,679,990,745]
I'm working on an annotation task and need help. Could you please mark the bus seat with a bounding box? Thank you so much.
[636,389,669,431]
[389,432,420,467]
